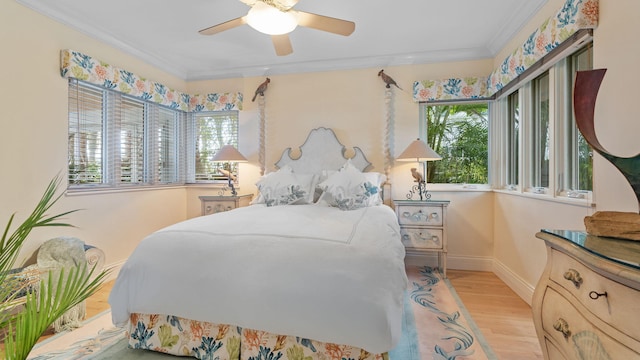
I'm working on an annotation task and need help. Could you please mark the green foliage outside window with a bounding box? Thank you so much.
[423,103,489,184]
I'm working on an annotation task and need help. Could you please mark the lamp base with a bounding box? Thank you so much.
[406,181,431,201]
[228,177,237,196]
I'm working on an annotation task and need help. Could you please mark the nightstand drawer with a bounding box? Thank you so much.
[202,200,236,215]
[397,205,443,226]
[199,194,253,216]
[400,227,444,249]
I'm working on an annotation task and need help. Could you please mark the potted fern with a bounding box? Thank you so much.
[0,176,109,360]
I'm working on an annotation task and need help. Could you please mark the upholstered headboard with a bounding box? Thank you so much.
[275,127,371,174]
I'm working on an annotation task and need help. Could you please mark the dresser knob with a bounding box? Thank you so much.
[553,318,571,339]
[563,269,583,289]
[589,291,607,300]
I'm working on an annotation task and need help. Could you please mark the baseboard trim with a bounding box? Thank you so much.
[492,259,535,306]
[404,253,494,272]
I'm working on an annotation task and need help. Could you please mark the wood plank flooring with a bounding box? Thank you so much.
[35,270,542,359]
[447,270,543,359]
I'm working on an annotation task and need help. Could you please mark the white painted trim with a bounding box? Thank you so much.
[492,259,536,306]
[404,253,494,272]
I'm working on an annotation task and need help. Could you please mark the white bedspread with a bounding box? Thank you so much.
[108,204,407,354]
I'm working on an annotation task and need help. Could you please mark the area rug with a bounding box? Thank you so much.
[29,266,496,360]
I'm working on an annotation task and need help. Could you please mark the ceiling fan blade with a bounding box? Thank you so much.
[296,11,355,36]
[272,34,293,56]
[198,17,247,36]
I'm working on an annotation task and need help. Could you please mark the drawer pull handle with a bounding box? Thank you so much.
[553,318,571,339]
[430,212,439,220]
[589,291,607,300]
[563,269,583,289]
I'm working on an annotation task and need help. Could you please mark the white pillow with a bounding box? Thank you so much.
[318,162,385,210]
[256,166,317,206]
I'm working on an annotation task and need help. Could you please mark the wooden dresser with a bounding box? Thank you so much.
[533,230,640,359]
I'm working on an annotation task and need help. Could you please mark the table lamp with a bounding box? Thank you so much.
[211,145,248,196]
[396,138,442,200]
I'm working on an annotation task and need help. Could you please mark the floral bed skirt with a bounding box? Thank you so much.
[127,313,389,360]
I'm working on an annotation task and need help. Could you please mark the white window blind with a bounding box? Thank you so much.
[68,79,187,190]
[68,80,105,186]
[192,111,239,182]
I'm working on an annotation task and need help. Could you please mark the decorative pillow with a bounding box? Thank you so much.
[318,162,385,210]
[256,166,317,206]
[362,172,386,206]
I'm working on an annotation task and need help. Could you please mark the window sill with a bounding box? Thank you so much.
[65,184,187,196]
[66,183,243,196]
[493,188,595,208]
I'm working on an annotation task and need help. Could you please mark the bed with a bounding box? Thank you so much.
[108,128,408,360]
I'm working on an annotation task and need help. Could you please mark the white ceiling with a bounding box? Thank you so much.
[17,0,548,81]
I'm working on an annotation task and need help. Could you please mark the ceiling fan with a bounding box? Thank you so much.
[198,0,355,56]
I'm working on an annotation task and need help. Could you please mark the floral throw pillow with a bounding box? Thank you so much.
[256,166,317,207]
[318,162,384,210]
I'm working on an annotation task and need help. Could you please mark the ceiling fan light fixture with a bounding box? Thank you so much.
[246,1,298,35]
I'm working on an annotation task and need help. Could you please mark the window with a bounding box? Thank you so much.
[506,91,520,187]
[151,106,180,184]
[420,102,489,184]
[68,80,184,188]
[68,80,238,190]
[68,82,104,185]
[492,40,593,200]
[531,72,550,189]
[116,96,145,184]
[192,111,239,182]
[567,43,593,193]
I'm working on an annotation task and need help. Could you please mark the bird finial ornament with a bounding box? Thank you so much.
[252,77,270,102]
[378,69,402,90]
[410,168,423,183]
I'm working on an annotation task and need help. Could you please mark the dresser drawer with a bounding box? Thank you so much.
[549,249,640,339]
[400,227,443,249]
[396,205,443,226]
[541,287,640,359]
[544,338,566,360]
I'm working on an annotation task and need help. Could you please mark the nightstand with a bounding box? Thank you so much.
[199,194,253,216]
[394,199,450,277]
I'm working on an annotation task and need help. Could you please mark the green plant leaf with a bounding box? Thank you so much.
[1,175,109,360]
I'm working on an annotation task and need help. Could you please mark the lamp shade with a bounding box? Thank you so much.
[211,145,248,162]
[396,138,441,162]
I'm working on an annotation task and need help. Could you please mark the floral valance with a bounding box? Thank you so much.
[413,77,488,102]
[60,49,242,112]
[486,0,598,95]
[413,0,598,102]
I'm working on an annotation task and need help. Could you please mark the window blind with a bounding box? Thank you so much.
[68,79,105,186]
[193,112,239,182]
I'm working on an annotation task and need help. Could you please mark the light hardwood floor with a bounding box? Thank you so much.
[39,270,543,359]
[447,270,543,359]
